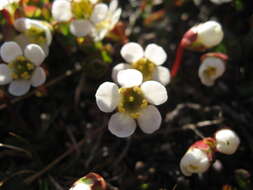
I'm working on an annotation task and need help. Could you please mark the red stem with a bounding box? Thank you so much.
[171,41,185,78]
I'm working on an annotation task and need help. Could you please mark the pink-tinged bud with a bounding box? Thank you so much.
[180,138,216,176]
[69,173,107,190]
[198,52,227,86]
[215,128,240,155]
[185,21,224,51]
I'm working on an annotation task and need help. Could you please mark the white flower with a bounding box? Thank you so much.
[180,148,211,176]
[191,21,224,49]
[210,0,232,5]
[51,0,97,37]
[95,69,168,138]
[0,41,46,96]
[215,129,240,155]
[69,183,90,190]
[14,18,52,55]
[112,42,170,86]
[198,55,226,86]
[89,0,122,41]
[0,0,19,11]
[52,0,121,40]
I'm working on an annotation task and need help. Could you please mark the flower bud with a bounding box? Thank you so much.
[183,21,224,51]
[69,172,107,190]
[215,129,240,155]
[180,138,216,176]
[198,52,227,86]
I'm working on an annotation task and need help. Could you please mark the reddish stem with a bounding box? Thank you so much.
[171,41,185,78]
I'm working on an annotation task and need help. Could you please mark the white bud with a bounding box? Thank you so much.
[193,21,224,48]
[215,129,240,155]
[180,148,210,176]
[69,183,91,190]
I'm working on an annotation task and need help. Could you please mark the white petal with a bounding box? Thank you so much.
[120,42,144,63]
[144,44,167,65]
[90,3,108,23]
[14,18,30,32]
[152,66,171,85]
[109,0,118,12]
[95,82,120,113]
[52,0,72,22]
[91,29,108,41]
[137,105,161,134]
[117,69,143,88]
[70,183,91,190]
[31,67,46,87]
[24,44,46,66]
[0,64,12,85]
[70,19,92,37]
[8,80,31,96]
[141,81,167,105]
[111,63,131,83]
[0,42,22,63]
[111,8,122,27]
[108,112,136,138]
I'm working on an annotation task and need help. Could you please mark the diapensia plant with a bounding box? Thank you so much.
[180,128,240,176]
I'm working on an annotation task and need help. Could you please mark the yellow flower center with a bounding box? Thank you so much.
[9,56,35,80]
[71,0,94,19]
[118,87,148,119]
[96,19,110,30]
[132,58,156,81]
[25,26,47,44]
[203,66,217,78]
[188,164,199,171]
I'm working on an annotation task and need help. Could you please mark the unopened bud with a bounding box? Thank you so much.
[69,173,107,190]
[215,128,240,155]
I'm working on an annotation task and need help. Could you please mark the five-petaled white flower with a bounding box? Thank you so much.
[112,42,170,86]
[0,41,47,96]
[198,53,227,86]
[0,0,20,11]
[14,17,52,56]
[180,147,211,176]
[89,0,121,41]
[215,129,240,155]
[95,69,168,138]
[52,0,121,40]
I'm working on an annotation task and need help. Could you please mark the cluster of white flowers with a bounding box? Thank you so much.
[180,129,240,176]
[112,42,170,86]
[52,0,121,41]
[0,41,47,96]
[96,69,167,137]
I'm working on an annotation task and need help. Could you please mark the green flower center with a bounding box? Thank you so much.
[9,56,35,80]
[203,66,217,78]
[71,0,94,19]
[25,26,47,44]
[132,58,156,81]
[118,87,148,118]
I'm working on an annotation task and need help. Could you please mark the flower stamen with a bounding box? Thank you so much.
[8,56,35,80]
[132,58,155,81]
[71,0,93,19]
[118,87,148,118]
